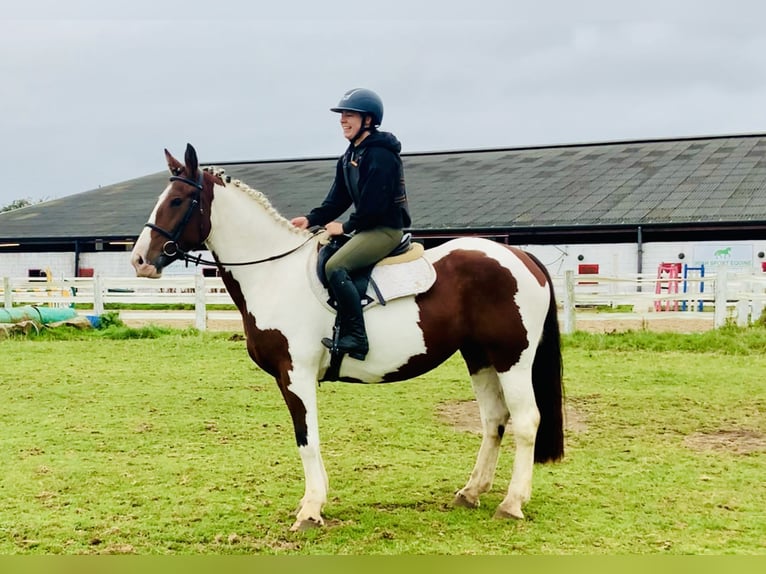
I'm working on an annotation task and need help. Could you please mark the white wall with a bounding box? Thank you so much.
[0,250,207,278]
[2,241,765,280]
[0,252,76,278]
[519,243,637,276]
[0,251,138,278]
[520,240,766,277]
[79,252,135,276]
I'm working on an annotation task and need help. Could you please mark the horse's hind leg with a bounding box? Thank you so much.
[494,365,539,520]
[453,367,509,509]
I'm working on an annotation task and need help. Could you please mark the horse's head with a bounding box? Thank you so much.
[131,144,218,277]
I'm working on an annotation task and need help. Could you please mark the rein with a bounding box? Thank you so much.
[145,171,322,268]
[175,230,321,267]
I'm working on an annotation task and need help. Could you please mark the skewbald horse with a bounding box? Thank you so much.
[131,144,564,531]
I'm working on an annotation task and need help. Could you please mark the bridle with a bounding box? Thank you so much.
[144,171,205,258]
[144,171,321,267]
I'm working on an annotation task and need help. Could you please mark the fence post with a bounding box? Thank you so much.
[3,277,11,309]
[753,297,764,325]
[195,272,207,331]
[93,273,104,315]
[714,267,728,328]
[736,299,749,327]
[562,270,575,334]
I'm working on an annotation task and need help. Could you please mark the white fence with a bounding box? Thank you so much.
[555,268,766,333]
[2,270,766,333]
[1,274,231,331]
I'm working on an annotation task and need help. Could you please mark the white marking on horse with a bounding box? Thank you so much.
[131,185,171,278]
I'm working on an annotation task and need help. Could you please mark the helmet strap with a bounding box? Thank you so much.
[351,114,375,146]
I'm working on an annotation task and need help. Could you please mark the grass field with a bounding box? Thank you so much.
[0,324,764,554]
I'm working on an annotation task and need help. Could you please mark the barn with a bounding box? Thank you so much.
[1,133,766,283]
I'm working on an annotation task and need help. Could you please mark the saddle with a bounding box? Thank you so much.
[316,232,435,309]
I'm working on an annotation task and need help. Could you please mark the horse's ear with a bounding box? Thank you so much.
[184,143,199,176]
[165,148,184,176]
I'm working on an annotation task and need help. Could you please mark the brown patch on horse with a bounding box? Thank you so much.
[192,172,219,246]
[204,168,225,188]
[165,148,184,175]
[150,158,222,258]
[506,246,546,287]
[384,249,529,381]
[218,265,308,446]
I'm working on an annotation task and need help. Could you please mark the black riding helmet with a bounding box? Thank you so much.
[330,88,384,128]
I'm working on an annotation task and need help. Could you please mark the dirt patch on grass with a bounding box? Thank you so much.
[574,314,714,334]
[436,400,587,434]
[120,311,716,334]
[120,318,244,331]
[683,429,766,454]
[438,402,766,456]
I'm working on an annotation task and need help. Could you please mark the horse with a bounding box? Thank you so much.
[130,144,565,532]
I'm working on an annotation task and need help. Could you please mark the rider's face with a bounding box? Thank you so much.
[339,111,363,141]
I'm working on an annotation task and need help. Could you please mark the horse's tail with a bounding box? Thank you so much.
[527,252,565,463]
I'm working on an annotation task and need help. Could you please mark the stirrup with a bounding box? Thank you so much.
[321,336,367,361]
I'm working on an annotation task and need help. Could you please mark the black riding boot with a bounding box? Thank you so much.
[321,269,369,360]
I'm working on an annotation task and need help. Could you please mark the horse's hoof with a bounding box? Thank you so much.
[290,517,324,532]
[493,506,524,520]
[453,491,479,509]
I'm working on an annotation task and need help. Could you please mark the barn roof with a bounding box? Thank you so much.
[2,132,766,245]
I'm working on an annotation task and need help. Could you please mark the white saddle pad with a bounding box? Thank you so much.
[308,244,437,310]
[367,256,436,303]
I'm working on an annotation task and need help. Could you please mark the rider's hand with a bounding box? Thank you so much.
[290,216,309,230]
[324,221,344,236]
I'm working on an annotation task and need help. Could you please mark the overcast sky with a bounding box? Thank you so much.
[2,1,766,207]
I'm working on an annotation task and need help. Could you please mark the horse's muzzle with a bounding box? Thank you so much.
[131,252,163,278]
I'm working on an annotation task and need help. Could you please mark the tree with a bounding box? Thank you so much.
[1,198,43,213]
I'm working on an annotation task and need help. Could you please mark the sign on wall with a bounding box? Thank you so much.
[693,244,753,269]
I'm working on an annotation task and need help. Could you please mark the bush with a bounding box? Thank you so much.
[97,311,124,328]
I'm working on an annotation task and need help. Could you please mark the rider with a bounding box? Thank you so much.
[291,88,411,360]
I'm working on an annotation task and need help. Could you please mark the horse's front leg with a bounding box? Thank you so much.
[277,369,328,531]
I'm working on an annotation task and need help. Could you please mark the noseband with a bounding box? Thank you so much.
[144,171,205,257]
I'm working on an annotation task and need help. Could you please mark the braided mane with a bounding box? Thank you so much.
[203,166,310,236]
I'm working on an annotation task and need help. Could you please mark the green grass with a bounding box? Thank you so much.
[0,326,764,554]
[564,324,766,354]
[68,303,237,311]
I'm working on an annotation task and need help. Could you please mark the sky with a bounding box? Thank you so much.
[3,1,766,207]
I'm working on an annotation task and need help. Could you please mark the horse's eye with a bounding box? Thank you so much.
[170,197,183,207]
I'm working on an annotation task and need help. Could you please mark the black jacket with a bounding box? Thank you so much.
[306,131,411,233]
